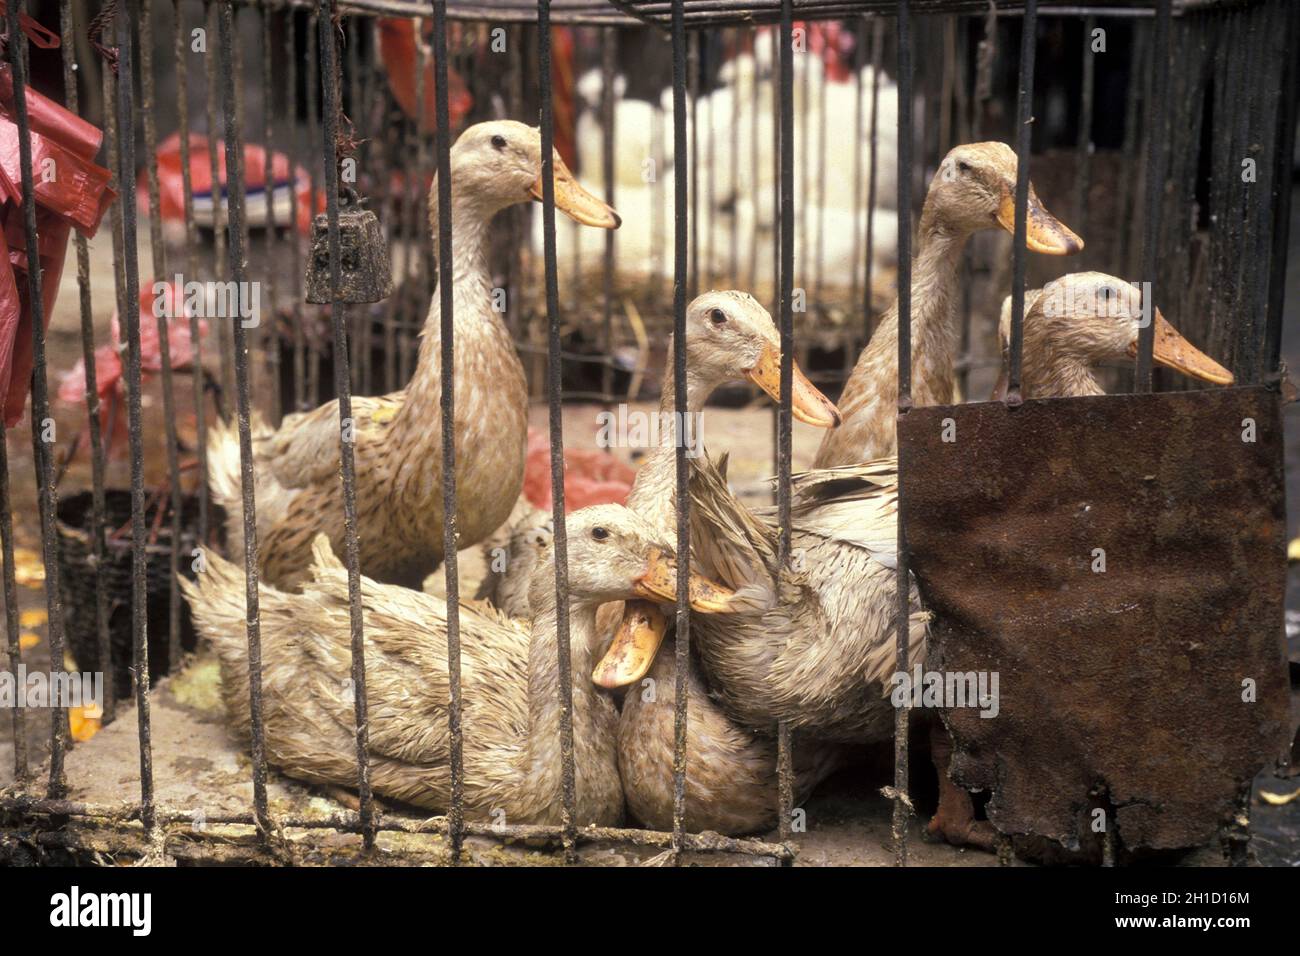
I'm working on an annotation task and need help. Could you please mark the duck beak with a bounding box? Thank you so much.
[530,153,621,229]
[1129,309,1235,386]
[591,600,666,689]
[747,342,842,428]
[629,548,736,611]
[591,553,737,689]
[995,184,1084,255]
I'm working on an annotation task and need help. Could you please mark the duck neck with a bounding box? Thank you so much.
[393,185,506,435]
[626,349,713,537]
[524,589,608,795]
[1017,327,1106,399]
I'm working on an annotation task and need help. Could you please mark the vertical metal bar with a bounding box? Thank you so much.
[745,27,758,292]
[429,0,465,862]
[775,0,795,856]
[263,3,281,423]
[812,26,827,313]
[1265,0,1299,373]
[600,27,616,407]
[1135,0,1172,392]
[60,0,115,724]
[6,0,68,798]
[305,10,322,405]
[139,0,186,676]
[175,0,209,549]
[727,27,739,287]
[703,31,713,292]
[0,419,25,783]
[1073,14,1096,253]
[864,18,882,337]
[106,0,154,832]
[217,0,270,838]
[538,0,578,864]
[668,0,690,861]
[405,17,430,388]
[892,0,913,868]
[317,0,375,850]
[1005,0,1038,401]
[849,17,866,319]
[688,31,699,299]
[287,10,306,412]
[206,0,233,420]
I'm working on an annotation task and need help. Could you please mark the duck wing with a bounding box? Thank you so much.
[260,393,406,491]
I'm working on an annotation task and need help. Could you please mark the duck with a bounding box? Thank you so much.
[597,271,1234,846]
[814,142,1083,470]
[207,120,620,588]
[595,291,845,836]
[180,503,736,825]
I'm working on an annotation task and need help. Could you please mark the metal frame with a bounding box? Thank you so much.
[1,0,1295,867]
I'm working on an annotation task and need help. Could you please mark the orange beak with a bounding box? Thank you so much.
[530,152,621,229]
[996,184,1084,255]
[747,342,842,428]
[1129,309,1234,386]
[591,551,736,689]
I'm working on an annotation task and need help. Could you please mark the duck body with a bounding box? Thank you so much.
[208,121,617,588]
[590,292,845,834]
[183,504,722,825]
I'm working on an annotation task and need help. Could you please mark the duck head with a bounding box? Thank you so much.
[682,290,841,428]
[437,120,621,228]
[543,505,734,612]
[998,271,1234,391]
[926,142,1083,255]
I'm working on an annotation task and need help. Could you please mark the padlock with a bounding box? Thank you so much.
[305,188,392,304]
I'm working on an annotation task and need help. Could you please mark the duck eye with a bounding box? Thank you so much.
[957,160,972,174]
[491,134,507,150]
[709,308,726,326]
[591,526,609,541]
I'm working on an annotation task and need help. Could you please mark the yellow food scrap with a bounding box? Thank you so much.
[1289,538,1300,562]
[371,405,398,425]
[19,632,39,650]
[68,702,103,743]
[7,547,45,587]
[19,608,47,628]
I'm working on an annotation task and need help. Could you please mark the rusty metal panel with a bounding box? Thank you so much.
[899,385,1290,854]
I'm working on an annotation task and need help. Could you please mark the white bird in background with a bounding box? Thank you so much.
[531,48,902,303]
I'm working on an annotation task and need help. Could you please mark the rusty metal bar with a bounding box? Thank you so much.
[812,25,828,310]
[217,0,271,838]
[1004,0,1038,400]
[105,0,154,832]
[668,0,689,860]
[0,419,24,784]
[1264,1,1298,373]
[1072,14,1095,251]
[1135,0,1172,392]
[285,10,308,412]
[429,0,465,862]
[5,0,69,800]
[688,29,699,299]
[264,3,282,422]
[538,0,579,863]
[305,9,322,405]
[774,0,795,854]
[317,0,376,850]
[140,0,187,675]
[206,0,233,420]
[0,794,793,860]
[727,27,739,287]
[174,0,211,549]
[59,0,115,724]
[864,17,882,336]
[892,0,913,868]
[600,27,616,406]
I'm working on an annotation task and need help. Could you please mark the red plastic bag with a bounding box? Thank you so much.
[1,205,69,426]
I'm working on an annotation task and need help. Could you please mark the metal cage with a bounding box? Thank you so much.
[0,0,1295,866]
